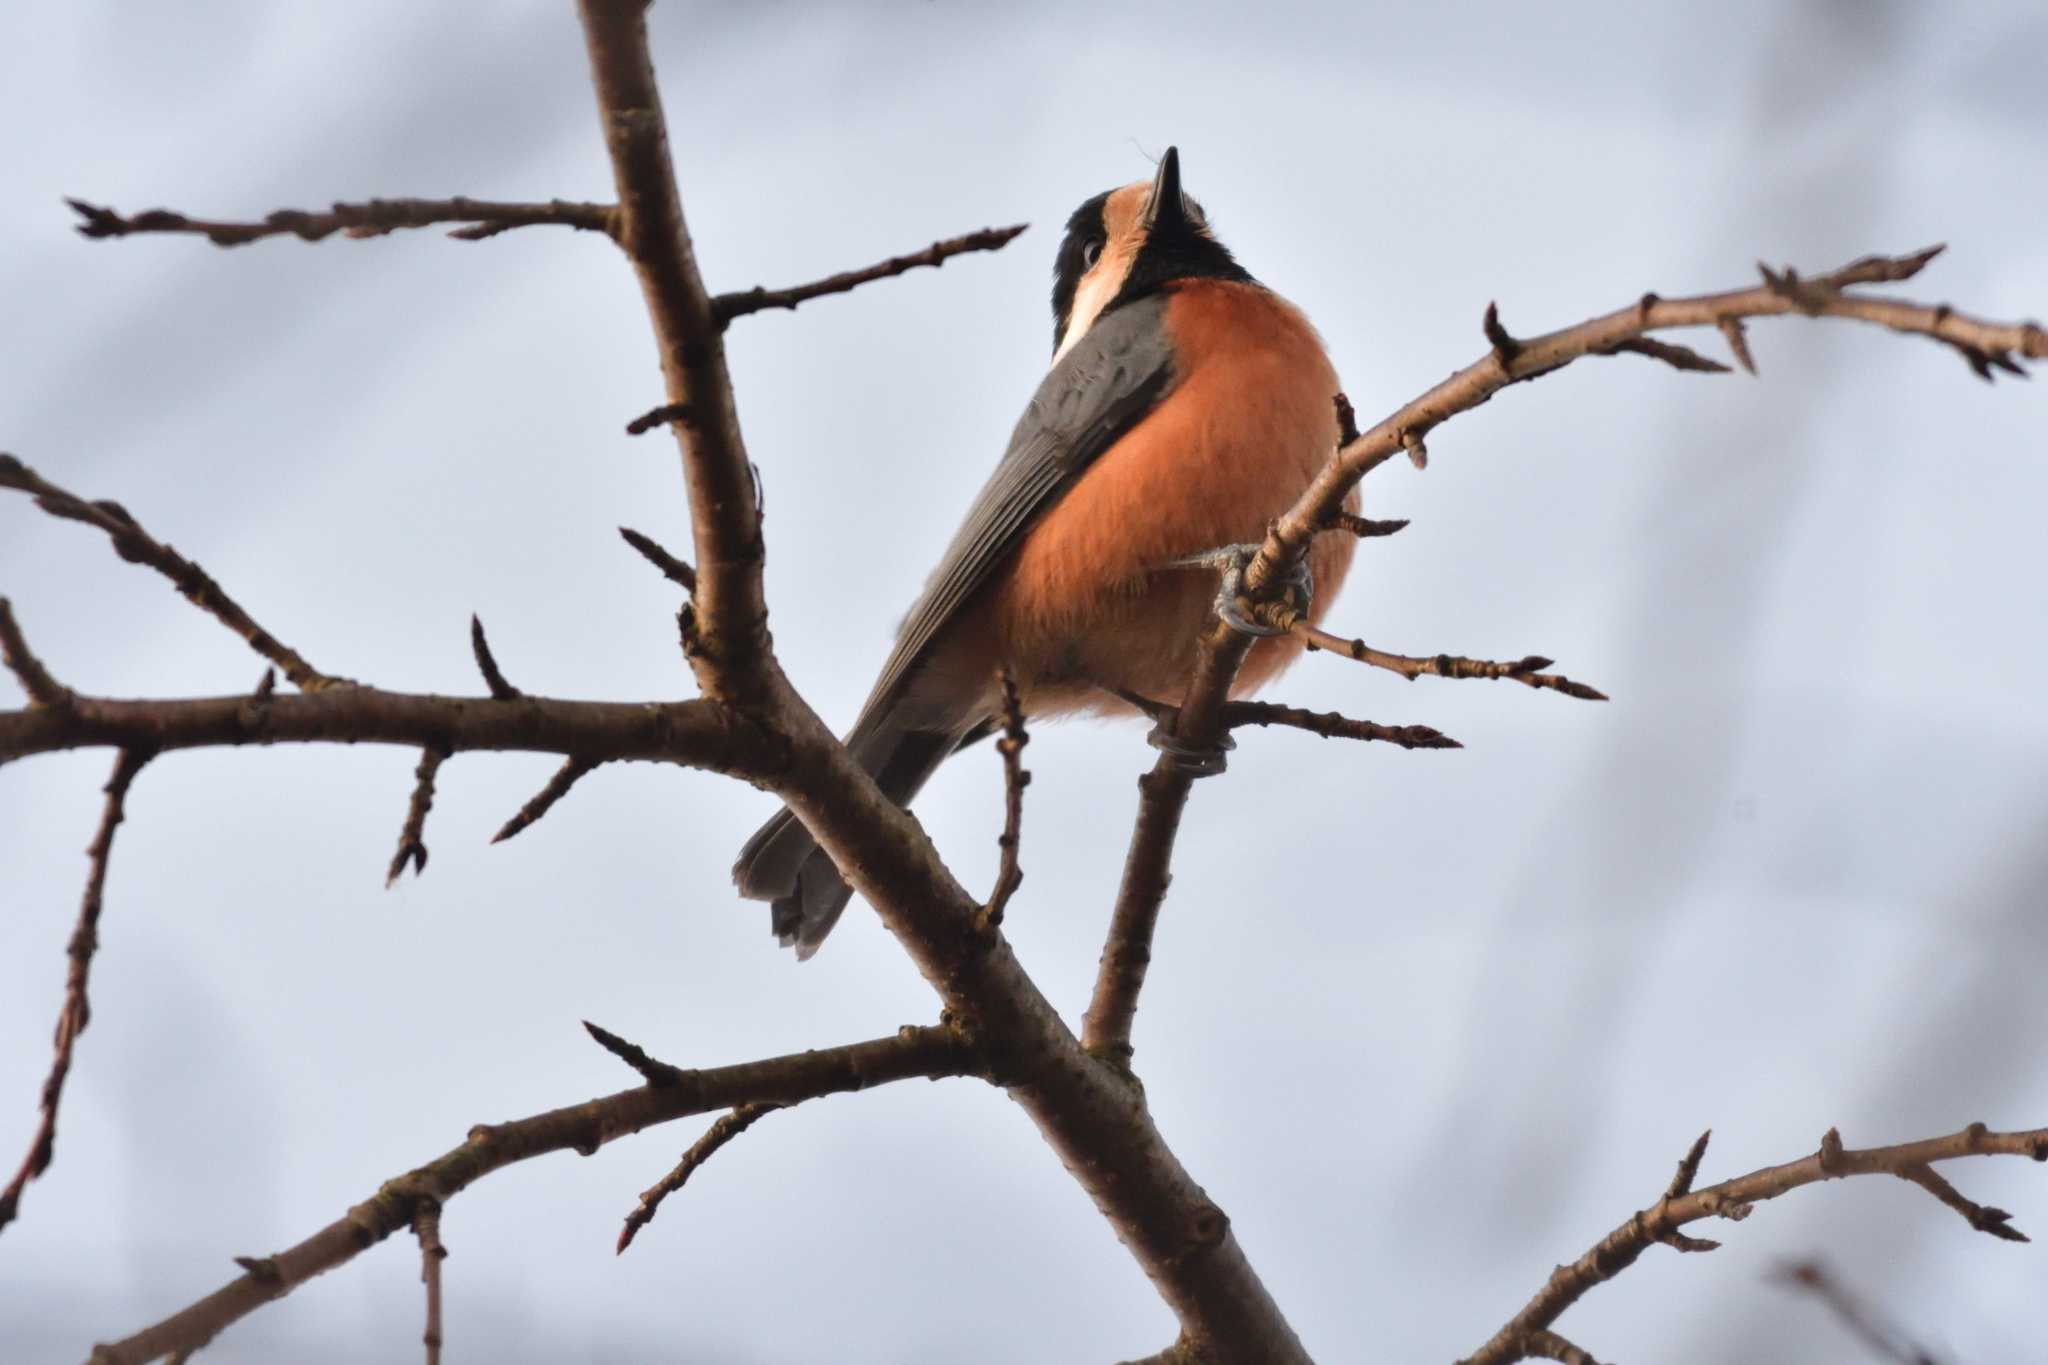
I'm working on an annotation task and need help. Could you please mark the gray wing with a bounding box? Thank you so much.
[858,295,1178,722]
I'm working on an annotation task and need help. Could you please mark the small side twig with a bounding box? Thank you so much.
[711,223,1028,324]
[66,196,618,247]
[1,455,341,691]
[1291,621,1608,701]
[385,748,446,887]
[624,403,694,437]
[1222,700,1461,750]
[581,1020,684,1088]
[616,1103,781,1253]
[468,615,521,700]
[413,1201,447,1365]
[976,670,1030,932]
[617,527,698,593]
[490,757,601,845]
[0,747,151,1234]
[1324,512,1409,540]
[0,598,71,708]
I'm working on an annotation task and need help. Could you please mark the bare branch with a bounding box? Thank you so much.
[1291,623,1609,701]
[413,1202,446,1365]
[616,526,697,593]
[467,615,521,701]
[1602,335,1732,373]
[0,598,72,708]
[1,455,342,691]
[1522,1330,1604,1365]
[624,403,693,437]
[711,223,1028,324]
[976,670,1030,933]
[1082,763,1195,1068]
[490,757,601,845]
[65,196,618,247]
[617,1102,780,1253]
[1459,1123,2048,1365]
[1773,1260,1943,1365]
[89,1026,976,1364]
[384,748,446,887]
[1221,700,1462,750]
[0,748,150,1235]
[581,1019,684,1088]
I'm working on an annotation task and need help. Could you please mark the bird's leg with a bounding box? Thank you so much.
[1173,543,1313,638]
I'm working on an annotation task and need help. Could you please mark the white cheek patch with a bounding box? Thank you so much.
[1053,248,1137,365]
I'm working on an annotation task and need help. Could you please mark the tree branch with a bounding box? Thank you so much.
[384,748,446,886]
[711,223,1027,323]
[1458,1123,2048,1365]
[88,1026,977,1364]
[412,1202,447,1365]
[65,196,618,247]
[1,455,343,691]
[616,1102,781,1253]
[976,670,1029,933]
[0,748,150,1234]
[1289,623,1609,701]
[489,757,601,845]
[467,615,522,701]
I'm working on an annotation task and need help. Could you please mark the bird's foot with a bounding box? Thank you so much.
[1174,543,1312,638]
[1146,723,1235,778]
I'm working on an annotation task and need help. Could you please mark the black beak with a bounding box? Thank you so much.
[1142,146,1191,233]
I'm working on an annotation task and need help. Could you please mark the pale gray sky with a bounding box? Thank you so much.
[4,2,2047,1361]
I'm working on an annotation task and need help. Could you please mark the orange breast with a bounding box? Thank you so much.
[973,279,1359,713]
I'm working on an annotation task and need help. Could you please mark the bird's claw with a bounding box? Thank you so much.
[1146,724,1235,778]
[1174,543,1312,638]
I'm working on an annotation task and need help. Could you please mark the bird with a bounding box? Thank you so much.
[735,147,1358,957]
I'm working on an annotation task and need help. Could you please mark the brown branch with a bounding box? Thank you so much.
[1291,622,1609,701]
[384,748,446,886]
[1324,512,1409,539]
[711,223,1028,324]
[413,1202,447,1365]
[1080,761,1192,1068]
[577,0,767,695]
[89,1025,976,1364]
[617,1102,780,1253]
[616,526,697,593]
[0,747,150,1235]
[65,196,618,247]
[1522,1330,1604,1365]
[0,686,767,772]
[1220,700,1461,750]
[467,615,521,700]
[976,671,1030,933]
[0,598,72,708]
[624,403,693,437]
[490,757,602,845]
[581,1020,685,1087]
[1,455,342,691]
[1458,1123,2048,1365]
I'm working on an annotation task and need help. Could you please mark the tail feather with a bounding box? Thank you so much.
[731,716,968,957]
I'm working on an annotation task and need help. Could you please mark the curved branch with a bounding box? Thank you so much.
[65,196,618,246]
[1459,1123,2048,1365]
[90,1026,977,1364]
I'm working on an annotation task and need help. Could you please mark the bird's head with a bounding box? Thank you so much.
[1050,146,1252,361]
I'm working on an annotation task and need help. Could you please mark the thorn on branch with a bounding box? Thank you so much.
[581,1020,683,1088]
[709,222,1029,325]
[467,614,522,700]
[616,1102,781,1253]
[1291,623,1609,701]
[385,748,446,887]
[617,526,698,593]
[0,747,150,1235]
[1482,301,1523,369]
[1325,513,1410,540]
[252,667,277,701]
[1717,317,1757,375]
[976,670,1030,934]
[1602,336,1733,374]
[625,402,694,436]
[490,757,600,844]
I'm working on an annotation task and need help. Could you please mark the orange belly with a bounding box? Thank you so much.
[912,279,1357,723]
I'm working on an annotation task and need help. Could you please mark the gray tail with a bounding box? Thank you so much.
[732,715,986,958]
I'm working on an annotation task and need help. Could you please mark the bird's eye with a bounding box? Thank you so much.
[1081,237,1104,269]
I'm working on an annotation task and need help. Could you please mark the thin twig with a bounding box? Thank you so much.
[1291,622,1609,701]
[0,455,342,691]
[491,757,600,844]
[711,223,1028,324]
[0,747,150,1234]
[385,748,446,887]
[0,598,71,707]
[90,1026,976,1363]
[616,1102,780,1253]
[468,615,521,700]
[976,670,1030,932]
[1324,512,1409,539]
[617,526,697,593]
[1459,1123,2048,1365]
[581,1020,685,1088]
[66,196,618,247]
[413,1201,447,1365]
[1773,1260,1943,1365]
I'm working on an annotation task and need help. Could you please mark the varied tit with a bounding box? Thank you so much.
[736,147,1358,956]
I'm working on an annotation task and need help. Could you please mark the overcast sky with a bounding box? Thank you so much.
[4,2,2047,1362]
